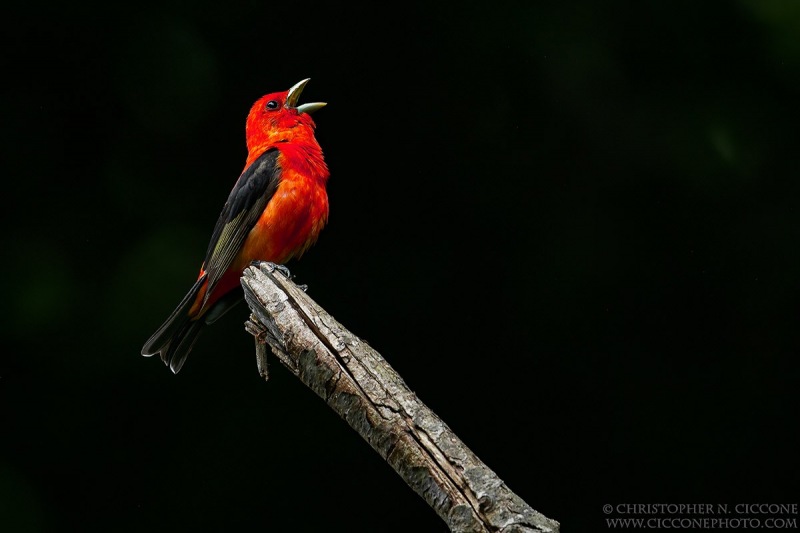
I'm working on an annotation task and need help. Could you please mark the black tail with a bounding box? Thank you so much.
[142,274,207,374]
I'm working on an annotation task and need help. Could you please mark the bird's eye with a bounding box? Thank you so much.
[266,100,279,110]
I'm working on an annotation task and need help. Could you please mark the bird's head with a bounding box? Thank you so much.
[245,79,326,153]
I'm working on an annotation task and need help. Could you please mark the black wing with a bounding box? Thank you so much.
[201,148,281,301]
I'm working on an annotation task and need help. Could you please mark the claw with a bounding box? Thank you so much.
[251,261,289,277]
[272,264,292,278]
[254,261,301,286]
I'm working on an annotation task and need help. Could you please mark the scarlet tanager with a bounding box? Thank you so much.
[141,79,329,373]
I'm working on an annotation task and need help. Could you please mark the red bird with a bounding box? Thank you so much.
[142,79,329,373]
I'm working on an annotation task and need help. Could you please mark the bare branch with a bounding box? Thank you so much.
[241,263,560,533]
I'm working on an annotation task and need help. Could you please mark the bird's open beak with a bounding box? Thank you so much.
[286,78,327,114]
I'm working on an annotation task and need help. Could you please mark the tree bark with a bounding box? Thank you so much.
[241,262,560,533]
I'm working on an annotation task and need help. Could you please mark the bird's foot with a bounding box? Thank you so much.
[250,261,306,289]
[272,263,292,279]
[250,261,291,279]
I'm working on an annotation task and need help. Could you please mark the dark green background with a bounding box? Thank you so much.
[3,1,798,531]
